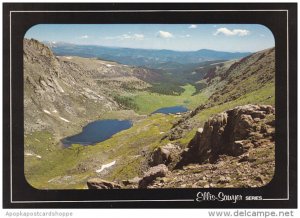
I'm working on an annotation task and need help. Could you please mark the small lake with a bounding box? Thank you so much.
[61,119,132,147]
[152,106,188,114]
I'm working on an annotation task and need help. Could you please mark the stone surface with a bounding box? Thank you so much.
[122,177,141,186]
[87,178,122,189]
[150,143,182,169]
[151,147,170,166]
[138,164,168,188]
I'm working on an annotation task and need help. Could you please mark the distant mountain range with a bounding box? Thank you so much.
[44,41,251,69]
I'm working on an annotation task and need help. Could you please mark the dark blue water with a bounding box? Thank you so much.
[61,119,132,147]
[152,106,188,114]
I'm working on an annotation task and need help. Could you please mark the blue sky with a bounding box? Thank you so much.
[25,24,275,52]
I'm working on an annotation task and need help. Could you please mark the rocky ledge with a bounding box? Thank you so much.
[177,104,275,167]
[87,178,122,189]
[149,104,275,188]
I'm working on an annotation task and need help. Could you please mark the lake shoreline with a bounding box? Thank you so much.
[60,106,189,147]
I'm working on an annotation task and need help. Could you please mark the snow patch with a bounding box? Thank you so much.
[96,160,116,173]
[105,64,114,67]
[65,56,73,60]
[210,61,227,66]
[59,117,70,123]
[53,79,65,93]
[24,152,33,156]
[43,110,51,115]
[52,109,58,113]
[47,177,57,183]
[82,87,104,100]
[25,152,42,159]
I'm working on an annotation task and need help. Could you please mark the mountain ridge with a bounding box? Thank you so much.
[40,40,252,69]
[44,40,253,53]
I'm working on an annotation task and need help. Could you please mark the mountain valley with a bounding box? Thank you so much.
[24,38,275,189]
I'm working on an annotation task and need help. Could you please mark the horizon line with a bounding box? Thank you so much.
[24,37,261,53]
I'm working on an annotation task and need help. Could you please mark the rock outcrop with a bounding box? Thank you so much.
[148,104,275,188]
[87,178,122,189]
[138,164,169,188]
[122,177,141,187]
[177,104,275,167]
[150,143,181,168]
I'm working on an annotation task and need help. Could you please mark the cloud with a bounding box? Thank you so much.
[121,34,131,39]
[179,34,191,38]
[214,27,250,36]
[157,30,173,38]
[132,34,144,40]
[105,33,144,40]
[80,35,89,39]
[188,24,197,29]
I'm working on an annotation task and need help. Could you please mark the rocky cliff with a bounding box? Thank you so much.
[24,39,158,137]
[24,39,114,136]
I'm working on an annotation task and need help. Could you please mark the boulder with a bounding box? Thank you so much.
[233,114,253,140]
[231,140,246,156]
[150,143,180,167]
[218,176,231,184]
[138,164,168,188]
[151,147,170,166]
[87,178,122,189]
[122,177,141,186]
